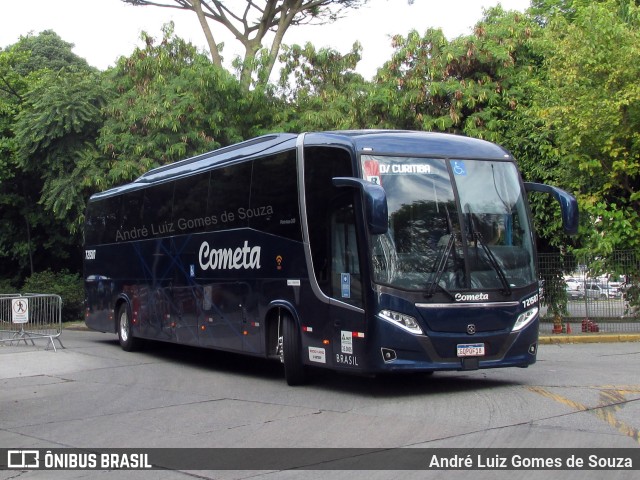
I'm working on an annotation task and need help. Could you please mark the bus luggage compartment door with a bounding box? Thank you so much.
[199,282,250,352]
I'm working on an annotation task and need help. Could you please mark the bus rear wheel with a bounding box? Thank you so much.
[281,313,306,386]
[117,303,140,352]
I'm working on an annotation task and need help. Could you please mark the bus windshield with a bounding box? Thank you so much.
[363,155,536,293]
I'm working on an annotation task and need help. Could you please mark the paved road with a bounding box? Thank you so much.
[1,330,639,479]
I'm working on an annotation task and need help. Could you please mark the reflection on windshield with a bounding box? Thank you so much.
[363,155,535,292]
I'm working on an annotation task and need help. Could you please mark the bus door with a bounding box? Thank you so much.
[303,144,365,369]
[329,197,366,369]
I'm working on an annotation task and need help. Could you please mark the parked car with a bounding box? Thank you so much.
[565,285,584,300]
[606,284,622,298]
[565,278,583,300]
[584,282,620,299]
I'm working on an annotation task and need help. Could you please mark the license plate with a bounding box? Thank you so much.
[457,343,485,357]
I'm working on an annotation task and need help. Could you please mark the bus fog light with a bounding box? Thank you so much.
[381,348,397,362]
[512,307,538,332]
[380,310,423,334]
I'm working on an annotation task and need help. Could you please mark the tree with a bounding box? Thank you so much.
[8,30,90,76]
[275,41,376,130]
[121,0,369,89]
[538,0,640,255]
[376,8,544,140]
[530,0,580,25]
[98,23,277,186]
[0,32,97,284]
[374,7,585,251]
[14,68,110,233]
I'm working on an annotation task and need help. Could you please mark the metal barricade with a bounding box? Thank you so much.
[0,294,65,351]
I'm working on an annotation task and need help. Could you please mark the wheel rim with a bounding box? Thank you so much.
[120,310,129,342]
[277,334,284,364]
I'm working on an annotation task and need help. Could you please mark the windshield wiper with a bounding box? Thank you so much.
[425,233,456,299]
[466,210,512,296]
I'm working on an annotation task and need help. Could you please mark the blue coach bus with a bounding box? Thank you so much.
[83,131,578,385]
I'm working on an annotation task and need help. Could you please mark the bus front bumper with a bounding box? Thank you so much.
[371,319,539,373]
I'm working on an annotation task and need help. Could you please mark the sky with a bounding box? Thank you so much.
[0,0,531,79]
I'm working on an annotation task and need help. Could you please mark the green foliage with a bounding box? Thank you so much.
[99,23,276,185]
[373,8,580,249]
[21,269,84,322]
[16,71,105,162]
[121,0,371,90]
[0,278,17,294]
[3,1,640,287]
[0,47,34,186]
[1,31,96,284]
[539,0,640,255]
[540,270,568,316]
[100,24,218,180]
[14,69,110,232]
[9,30,91,76]
[375,8,545,141]
[276,42,375,130]
[530,0,580,24]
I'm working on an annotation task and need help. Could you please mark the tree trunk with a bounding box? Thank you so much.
[193,0,222,67]
[24,215,33,276]
[240,41,261,90]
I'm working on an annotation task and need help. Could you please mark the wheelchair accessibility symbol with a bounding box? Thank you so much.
[452,161,467,176]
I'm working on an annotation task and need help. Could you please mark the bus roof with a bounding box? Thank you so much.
[304,130,512,160]
[136,133,298,183]
[90,130,512,201]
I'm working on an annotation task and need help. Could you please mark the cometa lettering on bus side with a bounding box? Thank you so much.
[199,240,261,271]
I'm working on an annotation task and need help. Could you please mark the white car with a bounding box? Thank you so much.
[584,282,621,299]
[565,278,583,299]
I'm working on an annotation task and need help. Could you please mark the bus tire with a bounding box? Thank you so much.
[117,303,140,352]
[282,313,306,386]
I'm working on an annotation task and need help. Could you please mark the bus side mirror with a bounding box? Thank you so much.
[524,182,579,235]
[332,177,388,235]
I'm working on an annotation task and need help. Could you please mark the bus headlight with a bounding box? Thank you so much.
[512,307,539,332]
[380,310,423,335]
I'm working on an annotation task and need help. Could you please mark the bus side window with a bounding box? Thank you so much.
[208,162,252,230]
[119,190,144,235]
[173,172,211,234]
[249,150,301,241]
[86,196,120,245]
[143,181,174,236]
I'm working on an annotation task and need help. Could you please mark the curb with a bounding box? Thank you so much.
[65,322,639,344]
[539,333,640,344]
[64,322,89,331]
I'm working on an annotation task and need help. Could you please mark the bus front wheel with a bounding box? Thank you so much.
[281,313,306,386]
[117,303,140,352]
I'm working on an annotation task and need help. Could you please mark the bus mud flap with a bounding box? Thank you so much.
[461,357,480,370]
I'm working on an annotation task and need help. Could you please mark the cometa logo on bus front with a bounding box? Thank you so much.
[198,240,261,271]
[455,292,489,302]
